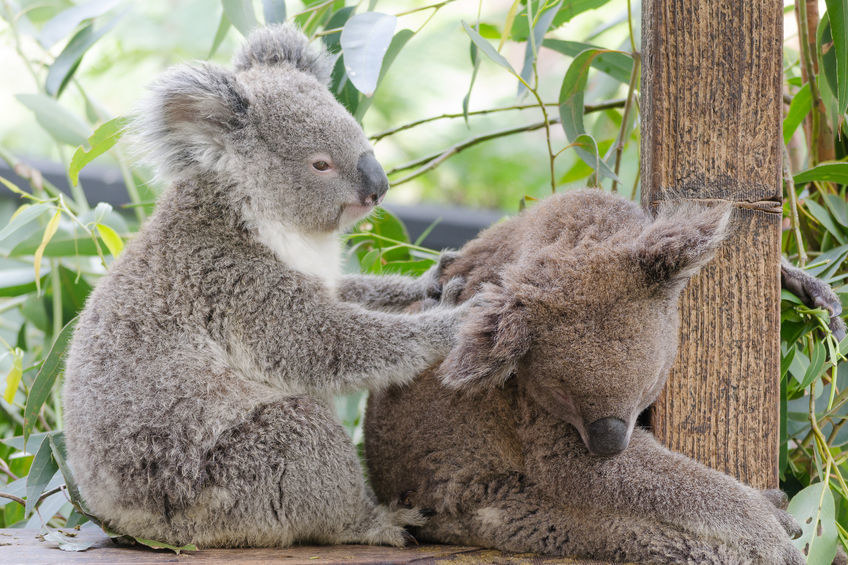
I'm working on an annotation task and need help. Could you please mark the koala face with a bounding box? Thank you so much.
[520,266,681,457]
[134,24,388,234]
[233,68,388,232]
[438,199,731,457]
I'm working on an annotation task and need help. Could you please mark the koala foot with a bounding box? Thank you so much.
[343,505,426,547]
[781,258,846,340]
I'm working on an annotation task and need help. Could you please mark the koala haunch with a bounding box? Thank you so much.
[63,24,466,548]
[365,189,806,564]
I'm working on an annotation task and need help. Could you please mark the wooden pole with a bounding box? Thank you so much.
[641,0,783,490]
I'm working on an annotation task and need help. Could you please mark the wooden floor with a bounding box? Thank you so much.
[0,528,607,564]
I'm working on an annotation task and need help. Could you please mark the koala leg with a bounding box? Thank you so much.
[416,474,758,564]
[179,395,422,548]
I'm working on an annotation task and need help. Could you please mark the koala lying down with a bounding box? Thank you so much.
[366,189,809,564]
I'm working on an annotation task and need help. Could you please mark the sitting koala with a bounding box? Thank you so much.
[365,189,807,564]
[63,25,466,548]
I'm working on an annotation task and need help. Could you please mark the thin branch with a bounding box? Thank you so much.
[783,144,807,266]
[388,119,558,186]
[371,100,624,142]
[0,485,65,509]
[0,457,18,481]
[316,1,457,37]
[611,58,640,193]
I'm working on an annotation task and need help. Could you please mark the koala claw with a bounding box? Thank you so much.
[781,259,846,340]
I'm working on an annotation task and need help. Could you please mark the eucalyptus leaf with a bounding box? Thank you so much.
[462,21,516,75]
[518,1,561,96]
[262,0,286,25]
[208,12,231,59]
[69,116,129,186]
[15,94,90,146]
[38,0,121,48]
[542,39,633,83]
[222,0,258,37]
[825,0,848,116]
[340,12,398,97]
[25,435,58,517]
[794,162,848,185]
[783,83,812,145]
[24,318,77,442]
[788,482,838,565]
[45,14,123,97]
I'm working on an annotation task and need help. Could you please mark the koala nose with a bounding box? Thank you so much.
[586,417,629,456]
[357,152,389,205]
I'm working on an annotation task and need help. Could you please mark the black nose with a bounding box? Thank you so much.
[357,152,389,205]
[586,417,629,456]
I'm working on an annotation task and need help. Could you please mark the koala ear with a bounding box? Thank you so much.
[233,23,332,85]
[438,283,532,390]
[133,63,250,182]
[635,201,732,288]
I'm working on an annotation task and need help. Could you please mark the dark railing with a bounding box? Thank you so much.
[0,159,504,251]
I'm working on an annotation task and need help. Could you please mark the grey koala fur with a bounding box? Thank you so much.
[365,189,808,564]
[62,24,467,548]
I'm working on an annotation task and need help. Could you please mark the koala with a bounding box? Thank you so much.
[365,189,808,564]
[62,24,467,548]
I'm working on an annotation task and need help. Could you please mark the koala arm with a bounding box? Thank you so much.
[225,268,463,394]
[338,251,460,310]
[782,257,846,340]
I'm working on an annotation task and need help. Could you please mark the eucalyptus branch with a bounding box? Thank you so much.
[289,0,335,19]
[316,1,457,37]
[611,58,640,193]
[783,144,807,266]
[0,484,66,509]
[371,100,623,142]
[388,118,558,186]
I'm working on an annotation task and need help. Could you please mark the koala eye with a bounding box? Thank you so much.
[312,160,331,172]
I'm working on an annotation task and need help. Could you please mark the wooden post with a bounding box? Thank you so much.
[641,1,783,489]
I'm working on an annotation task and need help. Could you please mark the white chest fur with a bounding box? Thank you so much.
[253,220,342,289]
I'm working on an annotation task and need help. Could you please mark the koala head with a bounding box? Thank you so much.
[134,24,387,233]
[438,200,731,456]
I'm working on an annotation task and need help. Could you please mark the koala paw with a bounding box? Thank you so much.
[423,250,462,301]
[782,259,846,341]
[440,276,467,306]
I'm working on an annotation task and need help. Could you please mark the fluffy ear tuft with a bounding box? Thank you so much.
[233,23,333,84]
[437,283,532,390]
[131,63,250,182]
[636,201,732,288]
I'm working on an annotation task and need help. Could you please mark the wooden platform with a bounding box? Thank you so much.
[0,528,604,564]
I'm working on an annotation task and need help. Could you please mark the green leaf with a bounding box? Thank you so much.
[3,349,23,403]
[794,162,848,185]
[462,21,516,75]
[0,269,48,298]
[25,436,58,518]
[208,12,231,59]
[222,0,258,37]
[805,199,847,245]
[69,116,129,186]
[38,0,121,48]
[45,14,122,97]
[823,193,848,227]
[0,203,52,243]
[825,0,848,116]
[558,50,620,181]
[788,482,838,565]
[510,0,611,42]
[49,432,86,512]
[783,83,812,145]
[543,39,633,83]
[133,538,197,554]
[262,0,286,24]
[96,223,123,256]
[15,94,90,146]
[799,340,826,388]
[340,12,398,97]
[24,318,78,442]
[518,1,561,95]
[321,7,355,54]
